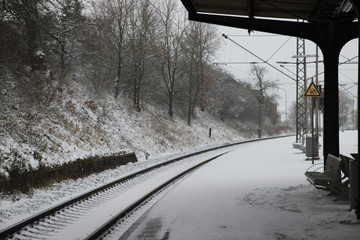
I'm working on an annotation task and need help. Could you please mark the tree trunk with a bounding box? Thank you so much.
[60,40,65,75]
[187,70,193,126]
[133,64,138,105]
[114,43,122,99]
[168,82,174,118]
[136,78,141,112]
[200,62,205,111]
[23,0,46,72]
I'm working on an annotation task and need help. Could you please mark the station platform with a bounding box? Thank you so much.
[121,132,359,240]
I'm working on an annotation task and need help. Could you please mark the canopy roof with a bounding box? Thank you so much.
[180,0,357,23]
[180,0,360,219]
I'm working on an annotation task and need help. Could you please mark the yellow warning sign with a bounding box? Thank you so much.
[305,82,321,97]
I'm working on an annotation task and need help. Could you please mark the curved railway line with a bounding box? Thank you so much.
[0,136,289,240]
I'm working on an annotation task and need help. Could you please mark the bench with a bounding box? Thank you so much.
[339,154,350,186]
[305,154,347,196]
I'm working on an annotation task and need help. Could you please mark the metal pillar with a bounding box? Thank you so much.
[322,22,340,160]
[358,17,360,221]
[296,38,307,143]
[350,0,360,220]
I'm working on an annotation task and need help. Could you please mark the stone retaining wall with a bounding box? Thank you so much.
[0,152,138,194]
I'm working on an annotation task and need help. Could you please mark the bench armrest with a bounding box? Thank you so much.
[305,163,324,173]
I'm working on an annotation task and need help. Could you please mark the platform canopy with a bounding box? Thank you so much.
[181,0,359,160]
[181,0,357,22]
[180,0,360,219]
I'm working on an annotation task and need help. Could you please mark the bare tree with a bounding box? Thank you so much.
[339,91,355,130]
[96,0,134,99]
[156,0,186,118]
[44,0,85,76]
[3,0,47,72]
[250,64,279,136]
[250,64,266,106]
[182,21,219,125]
[128,0,157,112]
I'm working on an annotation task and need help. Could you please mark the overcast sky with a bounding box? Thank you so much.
[214,26,359,120]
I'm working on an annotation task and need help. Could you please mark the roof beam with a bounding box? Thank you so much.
[180,0,197,14]
[188,12,358,46]
[247,0,254,19]
[247,0,255,33]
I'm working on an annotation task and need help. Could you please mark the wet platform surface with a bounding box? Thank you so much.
[119,133,359,240]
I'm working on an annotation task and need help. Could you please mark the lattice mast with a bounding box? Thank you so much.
[296,37,307,143]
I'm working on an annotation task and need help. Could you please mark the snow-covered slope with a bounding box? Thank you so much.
[0,76,261,178]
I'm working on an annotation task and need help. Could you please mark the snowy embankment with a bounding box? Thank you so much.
[0,78,265,179]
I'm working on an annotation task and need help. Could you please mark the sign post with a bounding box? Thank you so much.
[305,81,321,163]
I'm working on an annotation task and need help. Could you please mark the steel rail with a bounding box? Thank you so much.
[84,153,226,240]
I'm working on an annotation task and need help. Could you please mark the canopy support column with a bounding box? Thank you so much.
[321,21,341,160]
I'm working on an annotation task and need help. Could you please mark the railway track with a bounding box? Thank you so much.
[0,136,289,240]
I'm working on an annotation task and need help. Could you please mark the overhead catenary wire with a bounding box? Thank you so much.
[146,0,259,79]
[212,54,251,74]
[339,83,358,98]
[222,34,296,81]
[266,36,293,62]
[226,34,283,37]
[146,0,297,84]
[146,0,358,94]
[307,55,358,79]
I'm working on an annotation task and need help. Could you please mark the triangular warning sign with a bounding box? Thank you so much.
[305,82,321,97]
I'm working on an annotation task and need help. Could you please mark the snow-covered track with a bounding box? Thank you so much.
[84,153,224,240]
[0,135,290,240]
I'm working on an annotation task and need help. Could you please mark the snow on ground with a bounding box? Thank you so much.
[0,141,243,230]
[0,78,253,177]
[0,131,358,239]
[0,75,289,233]
[120,132,360,240]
